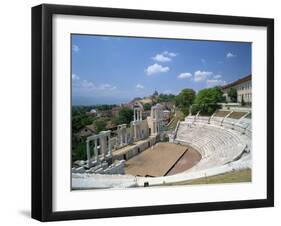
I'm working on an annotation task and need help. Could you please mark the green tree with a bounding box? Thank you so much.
[194,86,224,115]
[71,107,94,134]
[156,93,176,103]
[175,88,196,116]
[95,119,107,133]
[143,103,152,111]
[72,141,87,161]
[116,107,134,125]
[190,104,201,115]
[181,106,190,116]
[227,87,237,102]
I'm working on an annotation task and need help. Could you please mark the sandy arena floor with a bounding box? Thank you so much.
[125,142,194,177]
[166,147,201,176]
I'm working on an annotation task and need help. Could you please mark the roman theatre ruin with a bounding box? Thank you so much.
[72,103,252,189]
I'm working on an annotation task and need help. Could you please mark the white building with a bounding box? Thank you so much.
[222,75,252,104]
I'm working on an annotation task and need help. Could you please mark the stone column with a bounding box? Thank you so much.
[124,128,128,145]
[133,109,136,121]
[94,138,99,163]
[121,129,124,145]
[108,134,112,157]
[140,110,142,120]
[99,136,103,158]
[119,130,123,147]
[86,140,91,168]
[102,135,107,158]
[134,124,137,140]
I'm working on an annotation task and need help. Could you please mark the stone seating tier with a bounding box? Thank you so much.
[175,122,249,172]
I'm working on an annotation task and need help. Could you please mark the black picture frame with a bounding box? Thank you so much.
[32,3,274,222]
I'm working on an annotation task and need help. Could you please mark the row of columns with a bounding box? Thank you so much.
[133,108,142,121]
[84,105,164,166]
[86,130,112,168]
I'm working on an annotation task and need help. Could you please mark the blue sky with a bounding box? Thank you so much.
[72,34,251,105]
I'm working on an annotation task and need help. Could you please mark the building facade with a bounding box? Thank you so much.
[222,75,252,104]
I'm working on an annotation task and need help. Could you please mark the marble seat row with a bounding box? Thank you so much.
[175,122,248,171]
[185,111,252,137]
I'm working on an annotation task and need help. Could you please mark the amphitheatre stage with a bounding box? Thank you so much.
[124,143,201,177]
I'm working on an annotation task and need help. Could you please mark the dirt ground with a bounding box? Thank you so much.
[125,142,201,177]
[166,147,201,176]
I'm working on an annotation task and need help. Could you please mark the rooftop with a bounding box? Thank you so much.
[222,74,251,89]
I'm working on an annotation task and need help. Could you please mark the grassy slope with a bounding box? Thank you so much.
[163,169,251,186]
[168,110,184,130]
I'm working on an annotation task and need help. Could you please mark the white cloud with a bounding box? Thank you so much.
[226,52,236,58]
[213,74,222,79]
[206,79,226,87]
[152,51,177,62]
[177,72,192,79]
[72,44,80,53]
[136,84,144,89]
[73,79,116,91]
[145,63,170,75]
[152,54,171,62]
[163,51,177,57]
[98,83,116,90]
[79,80,96,89]
[194,70,213,82]
[72,73,80,81]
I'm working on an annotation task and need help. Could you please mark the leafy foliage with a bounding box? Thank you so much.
[194,86,224,115]
[227,87,237,102]
[143,103,152,111]
[72,107,94,134]
[72,140,87,161]
[115,107,134,125]
[95,119,107,133]
[175,88,196,116]
[95,104,116,111]
[156,93,176,103]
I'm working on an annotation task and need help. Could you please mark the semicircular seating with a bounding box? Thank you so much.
[175,122,249,172]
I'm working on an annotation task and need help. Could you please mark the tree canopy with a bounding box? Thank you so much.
[193,86,224,115]
[95,119,107,133]
[115,107,134,125]
[143,103,152,111]
[72,107,94,134]
[156,93,176,103]
[175,88,196,116]
[227,87,237,102]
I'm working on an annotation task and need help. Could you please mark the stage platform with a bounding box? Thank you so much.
[125,143,188,177]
